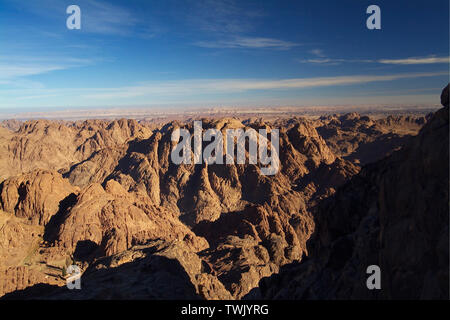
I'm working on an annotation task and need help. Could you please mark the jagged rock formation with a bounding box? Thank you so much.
[316,112,428,165]
[0,94,438,299]
[8,240,233,300]
[0,210,65,297]
[46,179,208,257]
[0,119,23,132]
[0,170,78,225]
[0,210,43,267]
[246,85,449,300]
[0,119,152,182]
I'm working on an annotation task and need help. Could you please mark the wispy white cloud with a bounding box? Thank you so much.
[0,56,95,83]
[299,58,347,65]
[299,55,449,65]
[378,56,449,65]
[298,58,376,65]
[186,0,285,51]
[0,65,66,79]
[1,72,446,108]
[195,37,299,50]
[79,71,447,100]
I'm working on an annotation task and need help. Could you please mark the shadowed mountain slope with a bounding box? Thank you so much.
[245,85,449,300]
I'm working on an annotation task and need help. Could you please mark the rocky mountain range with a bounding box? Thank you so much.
[247,85,449,300]
[0,86,447,300]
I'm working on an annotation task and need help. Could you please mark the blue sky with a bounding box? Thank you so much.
[0,0,448,112]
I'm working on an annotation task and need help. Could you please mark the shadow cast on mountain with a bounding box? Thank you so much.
[43,192,78,243]
[1,254,202,300]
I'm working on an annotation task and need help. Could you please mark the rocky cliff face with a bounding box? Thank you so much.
[0,209,64,297]
[247,85,449,300]
[316,112,428,165]
[0,170,78,226]
[0,89,442,299]
[0,119,152,182]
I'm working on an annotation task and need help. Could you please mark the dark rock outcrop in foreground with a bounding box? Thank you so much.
[246,85,449,300]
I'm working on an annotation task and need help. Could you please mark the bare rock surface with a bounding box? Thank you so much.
[246,85,449,300]
[0,170,78,225]
[0,119,152,181]
[0,89,442,299]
